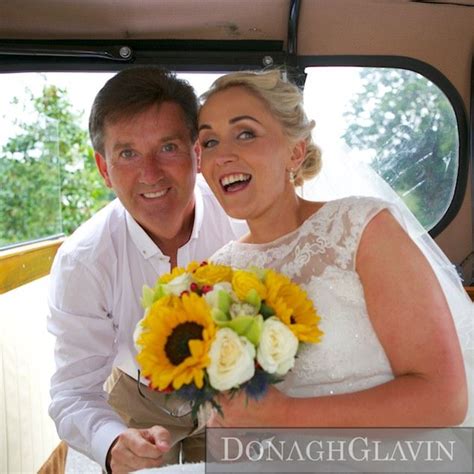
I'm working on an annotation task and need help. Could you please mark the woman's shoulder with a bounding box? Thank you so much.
[301,196,392,231]
[323,195,390,213]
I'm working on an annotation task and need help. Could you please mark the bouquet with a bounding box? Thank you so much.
[134,261,323,419]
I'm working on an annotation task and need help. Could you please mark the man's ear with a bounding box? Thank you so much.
[289,139,306,171]
[95,151,113,188]
[193,140,202,173]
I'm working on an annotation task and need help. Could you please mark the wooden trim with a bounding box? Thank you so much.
[464,286,474,302]
[0,238,472,301]
[37,441,68,474]
[0,238,64,294]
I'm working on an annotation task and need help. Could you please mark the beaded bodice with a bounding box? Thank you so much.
[211,196,394,397]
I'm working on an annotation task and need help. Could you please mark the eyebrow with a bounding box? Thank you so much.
[112,135,183,152]
[112,142,133,152]
[159,134,184,143]
[198,115,262,132]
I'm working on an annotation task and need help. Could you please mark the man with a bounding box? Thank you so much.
[47,66,246,473]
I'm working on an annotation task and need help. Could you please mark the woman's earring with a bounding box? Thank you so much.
[289,169,296,184]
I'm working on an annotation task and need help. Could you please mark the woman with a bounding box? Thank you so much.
[197,69,472,427]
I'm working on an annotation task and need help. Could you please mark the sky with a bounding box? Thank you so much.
[0,68,369,201]
[0,71,222,145]
[0,68,362,146]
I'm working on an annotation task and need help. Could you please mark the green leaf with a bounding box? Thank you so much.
[244,288,261,310]
[260,302,275,319]
[211,308,230,324]
[221,314,263,346]
[216,289,232,313]
[141,285,155,309]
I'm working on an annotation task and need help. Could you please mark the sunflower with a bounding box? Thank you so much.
[264,270,323,343]
[192,262,233,286]
[136,292,216,390]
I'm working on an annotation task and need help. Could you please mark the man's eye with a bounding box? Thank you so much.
[119,149,136,159]
[238,130,255,140]
[162,143,177,153]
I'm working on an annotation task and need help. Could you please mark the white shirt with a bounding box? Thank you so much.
[47,177,246,470]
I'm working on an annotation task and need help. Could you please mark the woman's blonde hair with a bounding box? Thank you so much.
[200,69,322,186]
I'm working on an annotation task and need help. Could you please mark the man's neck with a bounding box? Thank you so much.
[153,211,195,269]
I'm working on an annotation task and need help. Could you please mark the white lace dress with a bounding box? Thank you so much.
[140,197,471,473]
[211,196,395,398]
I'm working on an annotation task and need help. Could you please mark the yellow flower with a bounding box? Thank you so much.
[159,266,186,284]
[192,263,233,286]
[264,270,323,343]
[186,261,201,273]
[136,293,216,390]
[232,270,267,301]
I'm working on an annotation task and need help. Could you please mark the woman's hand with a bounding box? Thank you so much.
[207,385,291,428]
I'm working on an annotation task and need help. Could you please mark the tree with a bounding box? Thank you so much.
[342,68,458,228]
[0,83,113,247]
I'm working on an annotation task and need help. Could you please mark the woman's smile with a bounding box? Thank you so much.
[219,173,252,193]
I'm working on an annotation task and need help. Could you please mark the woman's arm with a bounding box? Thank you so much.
[209,210,467,428]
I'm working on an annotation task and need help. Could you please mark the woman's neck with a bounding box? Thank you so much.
[241,194,320,244]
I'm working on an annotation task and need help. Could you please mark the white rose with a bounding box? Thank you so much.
[208,328,256,391]
[257,318,298,376]
[164,273,192,296]
[204,282,234,309]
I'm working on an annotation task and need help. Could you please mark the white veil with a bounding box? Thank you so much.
[300,155,474,426]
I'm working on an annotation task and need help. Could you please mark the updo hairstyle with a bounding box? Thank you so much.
[200,69,322,186]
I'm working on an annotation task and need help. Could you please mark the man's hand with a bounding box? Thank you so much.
[106,426,171,473]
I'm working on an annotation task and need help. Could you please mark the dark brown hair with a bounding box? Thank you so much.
[89,66,198,154]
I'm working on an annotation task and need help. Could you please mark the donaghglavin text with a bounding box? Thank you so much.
[221,436,455,463]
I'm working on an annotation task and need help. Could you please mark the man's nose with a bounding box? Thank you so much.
[138,155,163,184]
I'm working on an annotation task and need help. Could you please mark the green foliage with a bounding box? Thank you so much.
[0,83,113,247]
[342,68,458,228]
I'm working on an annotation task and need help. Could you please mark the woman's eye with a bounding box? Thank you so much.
[238,130,255,140]
[162,143,177,153]
[201,138,218,149]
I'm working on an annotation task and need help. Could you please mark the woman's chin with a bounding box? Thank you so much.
[226,208,251,220]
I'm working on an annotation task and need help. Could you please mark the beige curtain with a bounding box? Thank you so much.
[0,276,60,473]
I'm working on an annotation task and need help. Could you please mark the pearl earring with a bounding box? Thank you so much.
[289,169,296,184]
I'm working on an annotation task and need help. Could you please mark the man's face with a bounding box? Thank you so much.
[95,102,199,246]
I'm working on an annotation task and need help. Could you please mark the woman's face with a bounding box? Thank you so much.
[198,86,300,221]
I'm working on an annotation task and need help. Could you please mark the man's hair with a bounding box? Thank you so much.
[89,66,198,154]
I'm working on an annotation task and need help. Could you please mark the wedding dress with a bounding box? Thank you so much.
[210,196,474,426]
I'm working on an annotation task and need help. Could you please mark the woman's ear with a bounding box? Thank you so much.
[289,139,306,171]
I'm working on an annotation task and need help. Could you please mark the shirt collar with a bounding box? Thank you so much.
[190,180,204,240]
[125,210,163,260]
[125,183,204,260]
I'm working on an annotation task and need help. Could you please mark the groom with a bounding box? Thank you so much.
[47,66,246,473]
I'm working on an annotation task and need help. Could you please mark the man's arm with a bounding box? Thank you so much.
[48,252,127,470]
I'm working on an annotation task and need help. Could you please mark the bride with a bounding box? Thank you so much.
[195,69,473,428]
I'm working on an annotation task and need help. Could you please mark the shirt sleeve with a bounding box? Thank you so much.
[47,250,127,470]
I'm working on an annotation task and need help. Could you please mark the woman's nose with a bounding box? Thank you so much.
[214,144,238,166]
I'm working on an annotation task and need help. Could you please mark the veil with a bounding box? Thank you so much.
[300,154,474,426]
